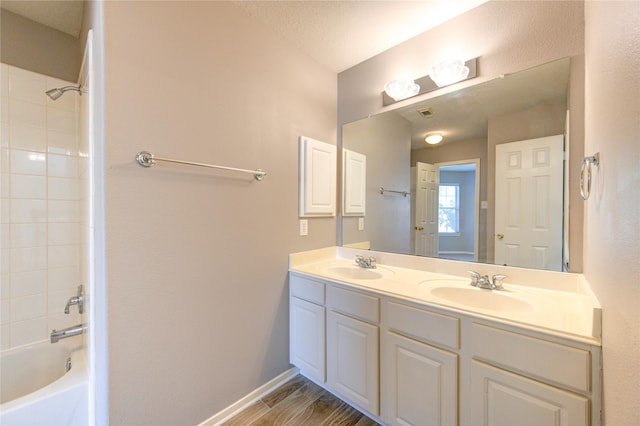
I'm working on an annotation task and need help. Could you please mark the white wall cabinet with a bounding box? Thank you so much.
[288,272,601,426]
[298,136,337,217]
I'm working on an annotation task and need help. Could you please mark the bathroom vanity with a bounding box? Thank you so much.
[289,247,602,426]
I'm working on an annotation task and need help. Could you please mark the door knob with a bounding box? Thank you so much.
[496,233,504,239]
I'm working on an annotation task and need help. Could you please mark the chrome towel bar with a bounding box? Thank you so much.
[135,151,266,181]
[379,186,409,197]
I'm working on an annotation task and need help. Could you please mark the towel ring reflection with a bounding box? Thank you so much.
[580,153,600,200]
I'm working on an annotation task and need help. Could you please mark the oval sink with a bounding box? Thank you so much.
[421,283,535,312]
[322,265,393,280]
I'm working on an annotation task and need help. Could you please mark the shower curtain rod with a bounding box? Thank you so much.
[135,151,267,181]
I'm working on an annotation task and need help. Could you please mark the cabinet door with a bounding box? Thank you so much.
[382,331,458,426]
[471,361,589,426]
[327,310,379,415]
[290,297,325,383]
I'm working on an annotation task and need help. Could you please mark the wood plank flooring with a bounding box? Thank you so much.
[222,375,383,426]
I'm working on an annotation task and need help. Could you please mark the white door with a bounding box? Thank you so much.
[495,135,564,271]
[414,162,439,257]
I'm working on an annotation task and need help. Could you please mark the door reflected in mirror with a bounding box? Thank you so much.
[341,58,573,272]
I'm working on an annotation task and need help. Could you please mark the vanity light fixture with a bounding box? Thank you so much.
[383,77,420,101]
[428,58,470,88]
[425,134,443,145]
[382,58,477,106]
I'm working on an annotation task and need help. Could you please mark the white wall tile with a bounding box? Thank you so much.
[1,147,9,172]
[10,149,47,175]
[0,274,10,299]
[9,99,46,128]
[11,293,46,321]
[11,223,47,248]
[48,245,78,269]
[48,267,79,293]
[1,298,10,324]
[11,124,47,152]
[48,200,79,223]
[48,311,81,332]
[9,67,46,105]
[1,223,9,248]
[11,174,46,199]
[48,177,79,200]
[47,107,76,133]
[1,324,10,350]
[1,123,8,148]
[48,154,78,178]
[10,316,47,346]
[1,96,8,124]
[10,270,46,298]
[47,129,77,155]
[48,223,79,245]
[1,199,10,223]
[1,249,9,273]
[11,246,47,273]
[11,199,47,223]
[1,175,10,200]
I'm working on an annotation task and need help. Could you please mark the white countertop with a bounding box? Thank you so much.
[289,247,602,346]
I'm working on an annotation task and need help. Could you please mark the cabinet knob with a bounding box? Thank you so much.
[415,226,424,231]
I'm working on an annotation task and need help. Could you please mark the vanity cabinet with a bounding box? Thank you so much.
[381,300,459,426]
[288,270,601,426]
[289,275,326,383]
[470,322,597,426]
[326,285,380,416]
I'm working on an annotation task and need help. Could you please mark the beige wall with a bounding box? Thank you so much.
[338,0,585,269]
[102,2,336,424]
[584,1,640,424]
[0,9,81,82]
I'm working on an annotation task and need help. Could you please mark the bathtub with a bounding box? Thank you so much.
[0,340,88,426]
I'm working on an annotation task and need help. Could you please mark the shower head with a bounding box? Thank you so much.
[45,86,82,101]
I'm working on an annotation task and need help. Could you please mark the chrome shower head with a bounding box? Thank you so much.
[45,86,82,101]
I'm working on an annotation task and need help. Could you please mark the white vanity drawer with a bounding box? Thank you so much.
[327,285,379,323]
[385,301,460,350]
[472,323,591,392]
[290,274,325,305]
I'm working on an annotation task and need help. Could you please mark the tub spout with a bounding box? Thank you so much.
[51,324,86,343]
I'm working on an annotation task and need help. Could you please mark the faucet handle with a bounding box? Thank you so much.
[467,270,481,286]
[492,274,507,290]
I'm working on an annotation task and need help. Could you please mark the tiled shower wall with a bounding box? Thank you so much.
[1,63,84,350]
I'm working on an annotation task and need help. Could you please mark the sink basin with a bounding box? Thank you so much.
[420,281,535,312]
[322,265,393,280]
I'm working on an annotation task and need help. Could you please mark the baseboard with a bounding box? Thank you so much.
[198,367,300,426]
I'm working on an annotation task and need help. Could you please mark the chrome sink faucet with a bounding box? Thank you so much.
[467,271,507,290]
[355,255,377,269]
[64,285,85,314]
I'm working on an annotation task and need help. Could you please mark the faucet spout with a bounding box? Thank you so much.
[51,324,87,343]
[64,285,84,314]
[355,255,376,269]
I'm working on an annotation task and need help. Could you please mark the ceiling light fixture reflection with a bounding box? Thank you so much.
[383,77,420,101]
[428,59,470,87]
[425,134,443,145]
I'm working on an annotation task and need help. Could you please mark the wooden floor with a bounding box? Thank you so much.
[222,375,382,426]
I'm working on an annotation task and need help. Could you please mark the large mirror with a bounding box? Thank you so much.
[341,58,575,272]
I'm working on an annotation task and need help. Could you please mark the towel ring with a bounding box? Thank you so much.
[580,153,600,200]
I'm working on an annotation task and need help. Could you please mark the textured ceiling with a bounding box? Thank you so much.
[234,0,489,72]
[1,0,489,72]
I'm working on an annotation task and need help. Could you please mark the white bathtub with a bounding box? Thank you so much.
[0,340,88,426]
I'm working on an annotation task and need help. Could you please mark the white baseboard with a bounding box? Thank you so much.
[198,367,300,426]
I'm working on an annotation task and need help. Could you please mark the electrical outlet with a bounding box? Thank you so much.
[299,219,308,236]
[358,217,365,231]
